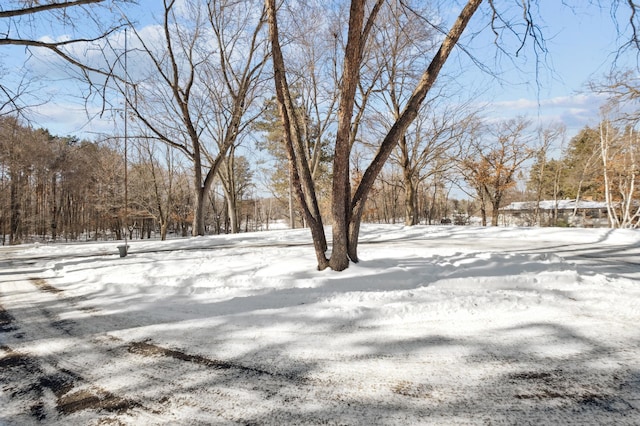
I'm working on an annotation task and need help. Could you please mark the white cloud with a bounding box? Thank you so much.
[30,100,116,138]
[484,93,606,134]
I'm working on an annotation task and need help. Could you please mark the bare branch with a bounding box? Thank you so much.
[0,0,104,19]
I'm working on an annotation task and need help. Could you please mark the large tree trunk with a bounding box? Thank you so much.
[329,0,367,272]
[160,221,168,241]
[225,188,239,234]
[404,173,417,226]
[194,150,227,236]
[193,184,206,236]
[267,0,482,271]
[267,0,328,269]
[192,140,206,235]
[405,183,417,225]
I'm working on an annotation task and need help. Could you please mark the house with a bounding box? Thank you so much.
[499,199,610,227]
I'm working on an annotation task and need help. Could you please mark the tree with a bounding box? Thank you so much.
[0,1,132,115]
[598,118,640,228]
[0,116,30,243]
[461,117,536,226]
[561,126,603,202]
[110,0,269,236]
[526,123,565,225]
[267,0,483,270]
[126,138,179,240]
[362,0,475,226]
[589,70,640,227]
[255,96,332,229]
[266,0,640,268]
[526,156,564,225]
[217,147,254,234]
[392,107,476,225]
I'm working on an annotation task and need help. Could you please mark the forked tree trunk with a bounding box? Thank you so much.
[267,0,482,271]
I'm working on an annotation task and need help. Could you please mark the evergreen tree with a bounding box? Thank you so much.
[561,127,602,200]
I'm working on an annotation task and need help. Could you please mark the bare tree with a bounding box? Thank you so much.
[461,117,536,226]
[130,138,177,240]
[217,146,254,234]
[0,1,133,114]
[268,0,483,270]
[529,123,565,225]
[109,0,269,236]
[392,106,477,225]
[362,0,472,226]
[590,71,640,227]
[598,117,640,228]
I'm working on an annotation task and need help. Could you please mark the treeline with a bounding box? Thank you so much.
[0,117,122,244]
[3,112,639,246]
[3,1,640,249]
[0,117,283,245]
[526,119,640,228]
[0,113,470,245]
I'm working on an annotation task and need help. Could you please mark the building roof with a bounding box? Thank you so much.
[501,199,609,211]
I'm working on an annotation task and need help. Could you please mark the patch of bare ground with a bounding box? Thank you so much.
[29,277,63,294]
[0,344,141,422]
[0,303,17,332]
[1,280,143,424]
[57,387,139,415]
[127,340,302,381]
[508,369,635,412]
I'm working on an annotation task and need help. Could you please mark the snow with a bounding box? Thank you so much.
[501,199,610,211]
[1,224,640,424]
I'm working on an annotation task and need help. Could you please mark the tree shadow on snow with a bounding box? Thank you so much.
[2,240,639,424]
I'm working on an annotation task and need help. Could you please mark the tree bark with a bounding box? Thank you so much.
[266,0,328,269]
[398,135,416,226]
[267,0,482,270]
[348,0,483,263]
[491,197,501,226]
[329,0,368,271]
[404,179,417,226]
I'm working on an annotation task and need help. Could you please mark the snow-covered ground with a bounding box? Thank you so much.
[1,224,639,425]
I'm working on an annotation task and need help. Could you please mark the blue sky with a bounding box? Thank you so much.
[3,1,637,150]
[453,1,635,139]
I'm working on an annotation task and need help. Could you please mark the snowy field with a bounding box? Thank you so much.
[1,224,639,425]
